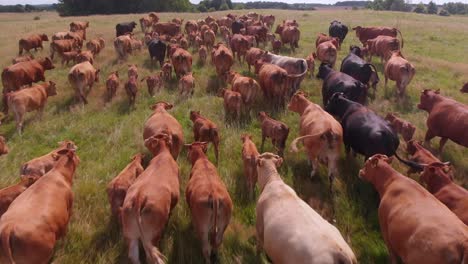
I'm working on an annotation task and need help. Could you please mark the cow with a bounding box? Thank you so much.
[275,25,300,52]
[107,153,144,221]
[461,82,468,93]
[148,12,160,24]
[316,39,338,68]
[0,136,8,156]
[170,48,192,79]
[258,112,289,157]
[198,45,208,64]
[406,139,440,173]
[385,113,416,142]
[162,61,173,81]
[179,72,195,97]
[317,63,367,106]
[218,89,242,119]
[260,15,275,29]
[51,31,68,41]
[217,17,233,28]
[12,55,34,64]
[305,52,317,78]
[289,91,343,191]
[202,29,216,49]
[18,34,48,55]
[283,19,299,27]
[245,47,265,72]
[211,44,234,77]
[271,39,282,54]
[329,20,348,44]
[225,70,260,108]
[153,22,181,37]
[116,22,137,37]
[359,154,468,264]
[185,142,233,263]
[125,76,138,108]
[340,46,379,96]
[0,148,80,264]
[0,175,39,218]
[20,140,77,177]
[366,35,400,63]
[70,21,89,34]
[185,20,198,34]
[255,152,357,264]
[50,39,78,60]
[127,64,138,80]
[114,35,133,61]
[141,73,163,96]
[246,25,268,47]
[76,50,94,65]
[230,34,250,63]
[418,89,468,153]
[143,102,184,159]
[68,61,100,105]
[384,51,416,98]
[86,37,105,55]
[7,81,57,134]
[352,26,404,48]
[65,31,85,48]
[190,111,220,163]
[257,63,290,107]
[121,133,179,264]
[241,134,259,200]
[147,38,167,68]
[231,20,244,35]
[315,33,340,50]
[59,51,79,66]
[105,71,120,102]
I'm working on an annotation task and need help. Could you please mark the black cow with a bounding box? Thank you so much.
[116,22,137,37]
[231,20,244,35]
[329,20,348,44]
[317,63,367,106]
[340,46,379,97]
[148,39,167,67]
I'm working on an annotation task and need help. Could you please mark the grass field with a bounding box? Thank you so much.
[0,9,467,264]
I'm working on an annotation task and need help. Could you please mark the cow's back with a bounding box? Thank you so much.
[428,100,468,147]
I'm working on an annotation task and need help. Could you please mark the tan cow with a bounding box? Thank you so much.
[0,136,8,156]
[171,48,192,79]
[125,76,138,108]
[315,33,340,50]
[107,153,144,221]
[359,154,468,264]
[406,139,440,174]
[50,39,78,60]
[68,61,100,105]
[212,44,234,77]
[143,102,184,159]
[366,35,400,63]
[258,112,289,157]
[257,63,290,107]
[203,29,216,49]
[190,111,220,163]
[76,50,94,64]
[18,34,48,55]
[255,153,357,264]
[7,81,57,134]
[59,50,79,66]
[198,45,208,64]
[179,72,195,97]
[0,149,80,264]
[225,70,260,108]
[230,34,250,63]
[0,175,39,218]
[106,71,120,102]
[12,55,34,64]
[185,142,233,263]
[141,73,163,96]
[218,89,242,119]
[121,133,179,264]
[114,35,133,61]
[161,61,173,81]
[289,91,343,190]
[70,21,89,35]
[385,113,416,142]
[316,39,338,68]
[275,25,300,52]
[241,134,259,200]
[305,52,317,78]
[384,51,415,98]
[245,47,265,72]
[86,37,105,55]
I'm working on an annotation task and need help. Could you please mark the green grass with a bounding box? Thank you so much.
[0,9,467,264]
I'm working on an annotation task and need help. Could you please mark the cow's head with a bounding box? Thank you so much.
[41,57,55,70]
[46,81,58,97]
[288,91,309,114]
[19,174,39,187]
[40,34,49,41]
[185,142,208,164]
[460,82,468,93]
[352,26,362,32]
[0,136,9,156]
[145,133,172,156]
[359,154,393,182]
[52,148,80,171]
[112,71,119,78]
[401,123,416,142]
[275,24,284,34]
[316,63,333,80]
[189,110,201,121]
[256,152,283,169]
[325,92,349,117]
[349,45,361,56]
[131,21,137,29]
[420,162,454,188]
[217,88,227,98]
[241,134,253,143]
[150,101,173,111]
[257,111,268,121]
[417,89,440,112]
[406,139,422,156]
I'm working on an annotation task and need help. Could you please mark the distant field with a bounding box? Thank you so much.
[0,9,467,264]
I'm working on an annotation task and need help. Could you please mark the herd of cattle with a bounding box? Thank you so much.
[0,10,467,264]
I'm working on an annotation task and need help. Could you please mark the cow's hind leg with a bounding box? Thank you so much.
[438,137,448,154]
[423,129,436,148]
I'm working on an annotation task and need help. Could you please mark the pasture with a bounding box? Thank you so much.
[0,9,467,264]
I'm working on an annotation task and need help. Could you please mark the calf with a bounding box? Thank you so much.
[203,29,216,49]
[179,72,195,97]
[218,89,242,119]
[305,52,316,78]
[256,153,357,263]
[316,39,338,68]
[18,33,48,55]
[329,20,348,44]
[353,26,404,47]
[122,134,179,264]
[271,39,282,54]
[406,139,440,173]
[50,39,78,60]
[127,64,138,79]
[0,136,8,156]
[258,112,289,157]
[275,25,300,52]
[114,35,133,61]
[7,81,57,134]
[125,76,138,108]
[385,113,416,142]
[107,153,144,221]
[230,34,250,63]
[60,50,79,66]
[105,71,120,102]
[384,51,415,98]
[185,142,233,263]
[198,45,207,64]
[359,154,468,264]
[85,37,105,55]
[162,61,173,81]
[68,61,100,105]
[0,175,39,218]
[76,50,94,64]
[225,70,260,108]
[0,149,80,264]
[190,111,220,163]
[141,73,163,96]
[241,134,259,200]
[340,46,379,96]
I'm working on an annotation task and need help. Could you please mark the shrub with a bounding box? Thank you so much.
[439,9,450,16]
[33,16,40,20]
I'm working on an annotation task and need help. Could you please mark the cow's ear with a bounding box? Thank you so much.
[275,157,283,168]
[165,103,173,110]
[256,157,263,167]
[384,156,393,164]
[370,157,379,168]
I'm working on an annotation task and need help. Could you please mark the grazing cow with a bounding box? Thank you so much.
[86,37,105,55]
[185,142,233,263]
[105,71,120,102]
[420,162,468,225]
[125,76,138,108]
[256,153,357,264]
[190,111,220,163]
[258,112,289,156]
[122,133,179,264]
[143,102,184,159]
[231,20,244,35]
[241,134,259,200]
[305,52,317,78]
[260,14,275,29]
[59,51,79,66]
[0,175,39,218]
[0,136,8,156]
[385,113,416,142]
[230,34,250,63]
[315,33,340,50]
[153,22,181,37]
[162,61,173,81]
[76,50,94,64]
[18,34,48,55]
[147,38,166,67]
[329,20,348,44]
[245,47,265,72]
[50,39,78,60]
[114,35,133,61]
[275,25,300,52]
[211,44,234,77]
[0,149,80,264]
[116,22,137,37]
[170,48,192,79]
[461,82,468,93]
[107,153,144,221]
[7,81,57,134]
[179,72,195,97]
[68,61,100,105]
[340,46,379,95]
[198,45,208,64]
[406,139,440,174]
[12,55,34,64]
[225,70,260,108]
[20,141,77,177]
[246,25,268,47]
[359,154,468,264]
[141,73,163,96]
[366,35,400,63]
[384,51,415,98]
[218,89,242,119]
[418,89,468,153]
[70,21,89,34]
[316,39,338,67]
[289,91,343,190]
[352,26,404,47]
[317,63,367,106]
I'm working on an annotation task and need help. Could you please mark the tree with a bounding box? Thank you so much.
[427,1,438,14]
[439,9,450,16]
[413,2,426,13]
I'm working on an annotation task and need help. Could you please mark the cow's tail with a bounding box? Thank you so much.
[290,130,330,153]
[396,28,404,48]
[1,224,16,264]
[209,194,220,262]
[287,60,308,79]
[394,151,424,172]
[136,198,166,264]
[210,128,219,163]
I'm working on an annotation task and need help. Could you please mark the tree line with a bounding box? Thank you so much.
[368,0,468,15]
[0,4,55,13]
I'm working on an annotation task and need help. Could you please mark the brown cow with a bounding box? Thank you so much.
[65,31,85,48]
[0,136,8,156]
[271,39,282,54]
[59,50,79,66]
[366,35,400,62]
[212,44,234,77]
[0,148,80,264]
[68,61,100,105]
[125,76,138,108]
[258,111,289,156]
[141,73,163,96]
[7,81,57,134]
[418,89,468,153]
[283,19,299,27]
[385,113,416,142]
[420,162,468,225]
[190,111,220,163]
[148,12,159,24]
[353,26,404,47]
[12,55,34,65]
[86,37,105,55]
[384,51,415,98]
[203,29,216,49]
[76,50,94,64]
[245,47,265,72]
[406,139,440,173]
[246,25,268,47]
[122,133,179,264]
[179,72,195,97]
[0,175,39,218]
[70,21,89,35]
[153,22,181,37]
[106,71,120,102]
[305,52,317,78]
[359,154,468,264]
[50,39,78,60]
[20,140,77,177]
[241,134,259,200]
[18,34,48,55]
[218,89,242,119]
[257,63,290,107]
[275,25,300,52]
[139,17,152,33]
[225,70,260,108]
[171,48,192,79]
[114,35,133,61]
[198,45,208,64]
[143,102,184,159]
[316,39,338,67]
[185,142,233,263]
[127,64,138,79]
[260,15,275,29]
[162,61,173,81]
[230,34,250,63]
[315,33,340,50]
[107,153,144,221]
[461,82,468,93]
